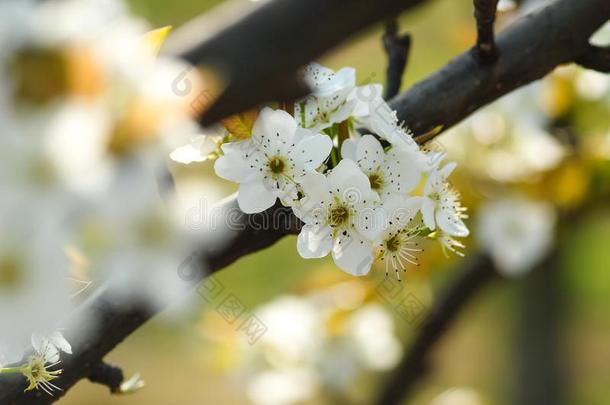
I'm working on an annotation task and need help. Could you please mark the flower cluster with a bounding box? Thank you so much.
[175,63,470,278]
[0,0,199,387]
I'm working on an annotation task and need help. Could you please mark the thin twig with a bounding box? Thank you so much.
[382,20,411,100]
[390,0,610,138]
[473,0,500,62]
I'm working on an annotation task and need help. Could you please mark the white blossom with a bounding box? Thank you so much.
[375,196,423,279]
[421,161,469,237]
[295,63,383,132]
[295,159,386,276]
[215,107,332,213]
[477,197,556,276]
[341,134,425,200]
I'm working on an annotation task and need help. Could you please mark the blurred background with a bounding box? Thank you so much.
[58,0,610,404]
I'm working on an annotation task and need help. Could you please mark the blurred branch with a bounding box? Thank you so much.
[0,198,301,404]
[576,45,610,73]
[382,20,411,99]
[375,254,497,405]
[171,0,430,125]
[473,0,500,62]
[390,0,610,139]
[516,253,566,405]
[2,0,609,402]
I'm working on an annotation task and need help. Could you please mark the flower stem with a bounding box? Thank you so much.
[0,366,24,374]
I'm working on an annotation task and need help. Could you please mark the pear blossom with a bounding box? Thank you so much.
[215,107,332,213]
[360,97,419,151]
[0,332,72,396]
[375,196,423,279]
[295,63,382,132]
[477,197,556,276]
[421,161,469,237]
[341,134,426,200]
[294,63,357,131]
[295,159,386,276]
[22,332,71,395]
[437,230,466,257]
[170,125,226,164]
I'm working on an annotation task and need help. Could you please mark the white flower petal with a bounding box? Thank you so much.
[421,197,436,230]
[340,139,357,161]
[49,331,72,355]
[327,159,370,198]
[354,205,386,241]
[297,171,331,216]
[214,143,258,183]
[332,232,373,276]
[237,180,277,214]
[291,133,332,172]
[436,209,469,237]
[252,107,296,149]
[297,225,333,258]
[356,135,384,173]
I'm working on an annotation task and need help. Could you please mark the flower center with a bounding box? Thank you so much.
[368,173,384,191]
[385,234,401,252]
[429,192,441,202]
[328,204,350,227]
[0,255,23,290]
[268,156,286,174]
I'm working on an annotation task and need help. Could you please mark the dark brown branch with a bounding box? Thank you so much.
[473,0,500,62]
[389,0,610,139]
[170,0,430,125]
[375,254,497,405]
[576,45,610,73]
[383,20,411,100]
[87,362,124,394]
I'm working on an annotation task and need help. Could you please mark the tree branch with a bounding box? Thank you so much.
[576,45,610,73]
[375,254,497,405]
[170,0,430,125]
[473,0,500,62]
[383,20,411,100]
[2,0,609,402]
[389,0,610,139]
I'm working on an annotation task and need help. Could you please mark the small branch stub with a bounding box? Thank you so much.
[473,0,500,62]
[383,20,412,100]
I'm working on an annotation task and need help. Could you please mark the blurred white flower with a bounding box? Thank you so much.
[477,197,556,276]
[170,128,225,164]
[247,368,319,405]
[254,296,323,365]
[347,304,402,371]
[31,332,72,365]
[0,202,73,359]
[431,388,483,405]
